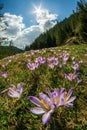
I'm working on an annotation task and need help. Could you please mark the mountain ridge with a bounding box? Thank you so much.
[0,46,23,59]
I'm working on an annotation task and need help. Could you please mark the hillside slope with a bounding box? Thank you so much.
[0,46,23,60]
[0,44,87,130]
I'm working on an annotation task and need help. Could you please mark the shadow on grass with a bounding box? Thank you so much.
[43,119,75,130]
[14,122,28,130]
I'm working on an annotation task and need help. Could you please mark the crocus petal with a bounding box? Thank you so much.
[17,83,24,89]
[8,83,24,98]
[67,96,76,103]
[17,83,24,94]
[29,96,41,107]
[65,103,73,107]
[9,84,17,92]
[8,92,20,98]
[77,79,82,84]
[64,73,69,79]
[30,107,45,115]
[58,88,66,106]
[59,97,64,106]
[52,88,59,98]
[60,88,66,98]
[8,93,14,97]
[73,72,79,79]
[42,111,52,125]
[8,88,15,93]
[60,88,66,94]
[8,89,16,95]
[66,88,74,100]
[2,72,8,78]
[0,89,8,94]
[46,88,52,97]
[39,93,50,103]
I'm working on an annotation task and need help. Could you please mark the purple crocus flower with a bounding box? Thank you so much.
[62,55,69,65]
[29,93,55,125]
[2,72,8,78]
[46,88,65,108]
[63,71,79,82]
[47,57,55,61]
[53,58,58,66]
[58,53,63,58]
[27,62,38,70]
[47,57,58,68]
[61,88,76,107]
[73,63,79,71]
[77,78,82,84]
[8,83,24,98]
[35,57,46,65]
[48,63,55,69]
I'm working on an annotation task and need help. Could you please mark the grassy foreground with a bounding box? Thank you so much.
[0,44,87,130]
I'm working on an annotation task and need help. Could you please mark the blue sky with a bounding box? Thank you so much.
[1,0,80,27]
[0,0,81,49]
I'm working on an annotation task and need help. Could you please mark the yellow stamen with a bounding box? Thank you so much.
[40,99,49,110]
[64,91,67,103]
[64,91,67,96]
[11,85,16,91]
[54,97,59,104]
[70,73,73,81]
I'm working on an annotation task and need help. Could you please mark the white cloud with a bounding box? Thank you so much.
[42,20,57,32]
[33,5,58,31]
[14,25,42,49]
[1,13,25,39]
[1,8,58,49]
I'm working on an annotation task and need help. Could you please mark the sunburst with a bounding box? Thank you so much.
[33,4,44,16]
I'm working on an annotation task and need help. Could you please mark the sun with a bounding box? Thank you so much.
[33,4,44,16]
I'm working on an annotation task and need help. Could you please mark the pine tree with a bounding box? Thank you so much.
[77,0,87,42]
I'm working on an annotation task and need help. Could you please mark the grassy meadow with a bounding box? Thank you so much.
[0,44,87,130]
